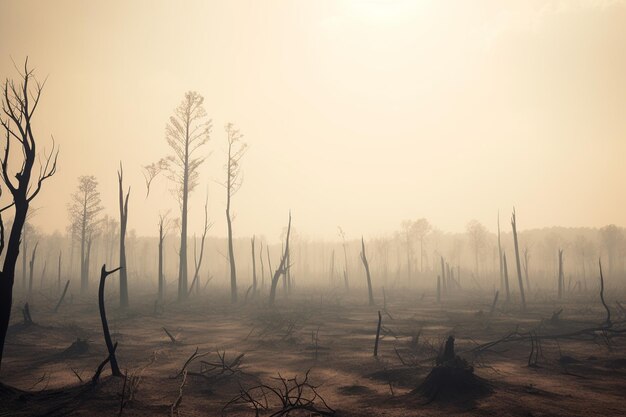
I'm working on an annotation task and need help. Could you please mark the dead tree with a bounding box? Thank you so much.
[0,59,58,368]
[68,176,103,293]
[164,91,211,301]
[259,240,265,288]
[374,310,382,357]
[223,123,247,303]
[360,237,374,306]
[157,213,170,303]
[598,259,611,326]
[338,227,349,291]
[28,242,38,295]
[189,197,210,295]
[502,252,510,302]
[269,213,291,307]
[54,280,70,313]
[511,209,526,310]
[557,249,564,299]
[98,264,123,376]
[440,256,447,295]
[497,212,504,291]
[118,163,130,308]
[251,235,257,293]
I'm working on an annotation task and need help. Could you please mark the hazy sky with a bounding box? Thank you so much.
[1,0,625,241]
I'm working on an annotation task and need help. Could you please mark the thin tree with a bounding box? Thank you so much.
[68,175,103,293]
[165,91,211,301]
[189,196,210,295]
[28,242,38,296]
[118,163,130,308]
[360,237,374,306]
[157,212,170,303]
[511,208,526,310]
[269,213,291,307]
[223,123,247,303]
[338,226,349,291]
[0,59,58,369]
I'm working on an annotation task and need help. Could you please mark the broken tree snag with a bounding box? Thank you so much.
[511,208,526,310]
[118,162,130,309]
[54,280,70,313]
[374,310,382,357]
[269,212,291,307]
[502,252,511,302]
[414,336,492,404]
[598,259,611,327]
[558,249,564,299]
[98,264,123,377]
[360,237,374,306]
[489,290,499,315]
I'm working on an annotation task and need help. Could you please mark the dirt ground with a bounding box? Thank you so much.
[2,285,626,416]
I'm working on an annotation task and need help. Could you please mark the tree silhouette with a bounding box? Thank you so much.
[68,175,102,293]
[0,59,58,369]
[223,123,247,303]
[165,91,211,301]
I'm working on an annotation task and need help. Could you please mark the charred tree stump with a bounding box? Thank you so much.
[98,264,123,377]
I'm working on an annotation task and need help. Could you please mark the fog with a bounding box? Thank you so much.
[1,1,626,416]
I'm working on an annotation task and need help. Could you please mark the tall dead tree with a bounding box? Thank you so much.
[68,175,102,294]
[0,59,58,369]
[523,247,530,292]
[502,252,511,302]
[157,213,170,303]
[223,123,247,303]
[360,237,374,306]
[164,91,211,301]
[497,212,504,291]
[118,163,130,308]
[338,227,349,291]
[269,213,291,307]
[511,209,526,310]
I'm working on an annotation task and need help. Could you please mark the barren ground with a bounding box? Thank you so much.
[2,285,626,416]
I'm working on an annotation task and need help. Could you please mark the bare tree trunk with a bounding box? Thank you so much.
[511,209,526,310]
[118,164,130,308]
[259,240,265,289]
[158,221,164,302]
[269,213,291,307]
[523,247,530,292]
[28,242,38,296]
[360,237,374,306]
[81,199,88,294]
[178,135,190,301]
[189,200,209,296]
[98,265,122,376]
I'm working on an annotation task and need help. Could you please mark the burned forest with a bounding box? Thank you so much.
[1,1,626,416]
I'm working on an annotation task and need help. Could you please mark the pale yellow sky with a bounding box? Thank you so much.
[1,0,625,240]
